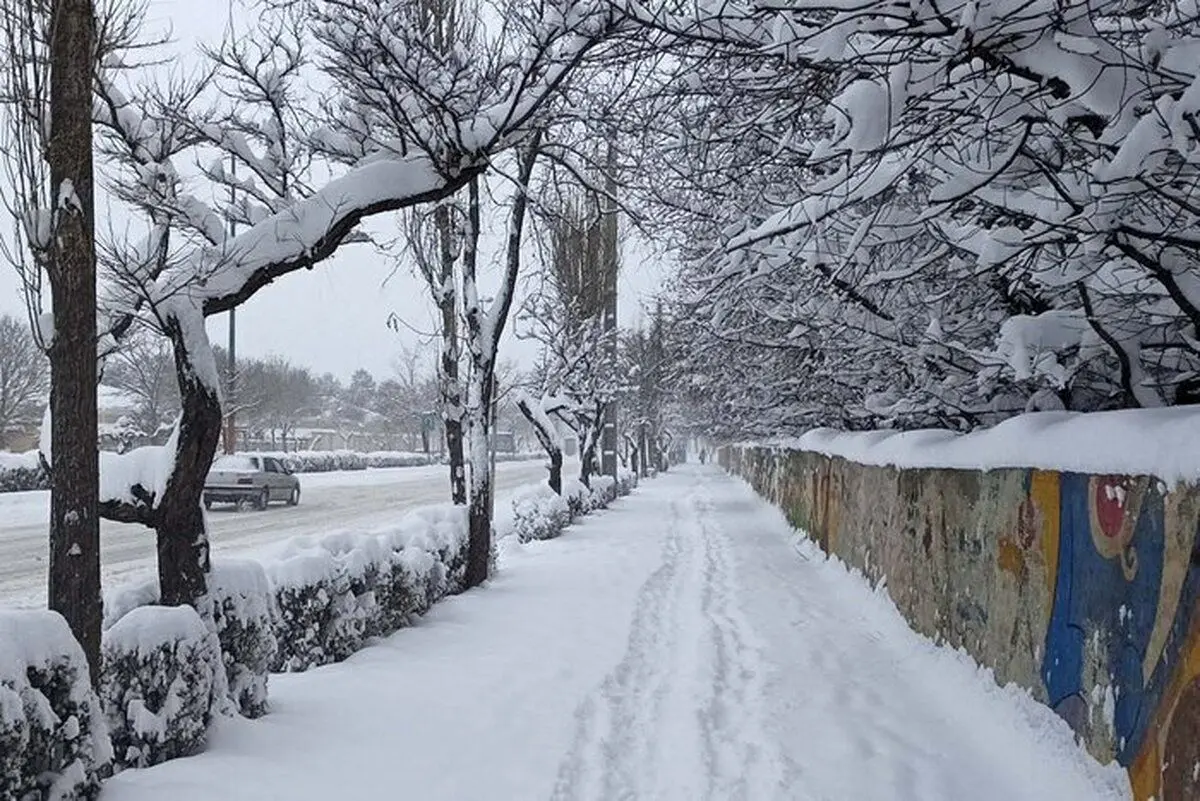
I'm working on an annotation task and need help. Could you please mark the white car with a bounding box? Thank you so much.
[203,454,301,510]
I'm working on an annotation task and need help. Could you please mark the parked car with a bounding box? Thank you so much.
[204,454,300,510]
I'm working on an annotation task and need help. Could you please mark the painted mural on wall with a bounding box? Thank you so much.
[722,446,1200,801]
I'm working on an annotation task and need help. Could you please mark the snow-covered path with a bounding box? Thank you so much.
[102,467,1130,801]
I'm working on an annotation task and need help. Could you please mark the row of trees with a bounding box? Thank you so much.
[625,1,1200,439]
[102,333,447,453]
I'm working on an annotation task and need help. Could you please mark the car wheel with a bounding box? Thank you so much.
[256,487,270,511]
[287,486,300,506]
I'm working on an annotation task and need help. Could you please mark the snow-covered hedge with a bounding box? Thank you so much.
[268,506,468,672]
[267,548,364,672]
[590,476,618,508]
[0,450,48,493]
[260,450,435,474]
[100,606,227,770]
[201,561,277,718]
[509,482,572,542]
[617,468,637,496]
[104,559,277,720]
[0,610,111,800]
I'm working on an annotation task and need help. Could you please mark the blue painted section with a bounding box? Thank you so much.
[1041,474,1172,764]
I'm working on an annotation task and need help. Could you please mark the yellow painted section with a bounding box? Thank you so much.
[997,537,1026,581]
[1031,470,1060,608]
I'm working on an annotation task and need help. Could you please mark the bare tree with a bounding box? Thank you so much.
[103,325,179,442]
[0,313,49,449]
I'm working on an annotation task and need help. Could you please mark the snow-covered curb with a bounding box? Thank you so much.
[0,471,637,797]
[747,407,1200,485]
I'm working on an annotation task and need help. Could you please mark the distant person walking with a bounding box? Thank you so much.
[699,448,707,464]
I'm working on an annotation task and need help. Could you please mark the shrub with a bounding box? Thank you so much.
[0,611,111,801]
[201,561,277,718]
[105,562,277,720]
[510,483,571,542]
[0,452,48,494]
[267,550,361,672]
[589,476,618,509]
[617,468,637,496]
[100,605,227,770]
[563,480,590,519]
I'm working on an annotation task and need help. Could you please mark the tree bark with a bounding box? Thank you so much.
[464,367,494,589]
[46,0,101,681]
[154,315,218,606]
[436,203,467,505]
[516,395,562,495]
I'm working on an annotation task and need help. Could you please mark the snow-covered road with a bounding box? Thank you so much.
[102,466,1130,801]
[0,460,550,607]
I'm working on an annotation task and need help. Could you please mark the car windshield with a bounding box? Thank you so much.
[211,455,259,472]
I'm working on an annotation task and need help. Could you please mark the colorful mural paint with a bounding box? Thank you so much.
[722,446,1200,800]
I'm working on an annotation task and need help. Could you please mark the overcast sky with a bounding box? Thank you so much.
[0,0,669,384]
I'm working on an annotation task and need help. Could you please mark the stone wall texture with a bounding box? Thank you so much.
[721,445,1200,801]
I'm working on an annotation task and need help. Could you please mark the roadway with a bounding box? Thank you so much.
[0,459,553,607]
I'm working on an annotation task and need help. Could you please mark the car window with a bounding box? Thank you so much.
[265,459,279,474]
[212,455,258,472]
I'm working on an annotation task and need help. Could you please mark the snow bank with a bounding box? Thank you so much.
[0,610,111,800]
[101,605,227,769]
[765,408,1200,485]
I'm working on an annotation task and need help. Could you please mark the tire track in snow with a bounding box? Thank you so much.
[551,474,782,800]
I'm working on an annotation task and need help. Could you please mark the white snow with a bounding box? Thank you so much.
[0,450,40,473]
[100,467,1128,801]
[759,407,1200,485]
[103,605,210,661]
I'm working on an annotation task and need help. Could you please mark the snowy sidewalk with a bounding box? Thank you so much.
[103,467,1130,801]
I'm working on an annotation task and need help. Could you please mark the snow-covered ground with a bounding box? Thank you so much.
[101,466,1130,801]
[0,460,553,607]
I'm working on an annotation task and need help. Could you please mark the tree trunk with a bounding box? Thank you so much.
[516,395,562,495]
[464,361,493,589]
[436,204,467,505]
[46,0,101,681]
[154,315,218,607]
[461,135,540,590]
[638,422,649,478]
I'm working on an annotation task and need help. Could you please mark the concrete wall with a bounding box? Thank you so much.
[721,445,1200,801]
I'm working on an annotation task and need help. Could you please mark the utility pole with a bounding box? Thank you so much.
[600,131,619,481]
[223,157,238,454]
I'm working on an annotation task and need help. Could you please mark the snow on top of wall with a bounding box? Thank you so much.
[757,408,1200,485]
